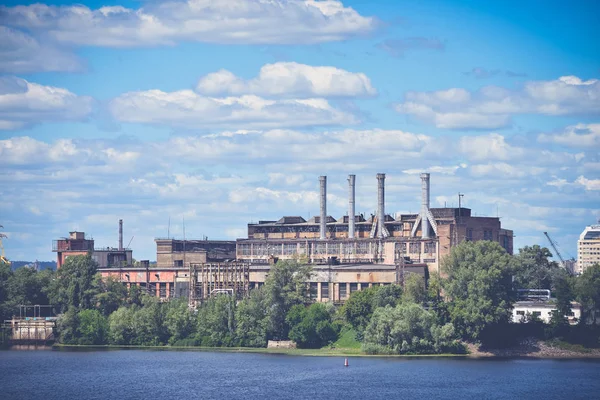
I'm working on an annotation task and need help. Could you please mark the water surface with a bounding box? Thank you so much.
[1,349,598,400]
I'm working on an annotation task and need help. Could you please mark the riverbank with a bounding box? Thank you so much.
[51,339,600,359]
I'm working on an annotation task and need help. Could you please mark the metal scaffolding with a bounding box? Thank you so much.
[188,262,250,308]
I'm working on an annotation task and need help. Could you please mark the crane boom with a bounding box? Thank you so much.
[543,232,569,273]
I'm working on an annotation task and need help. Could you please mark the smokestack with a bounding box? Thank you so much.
[420,173,430,239]
[119,219,123,250]
[348,174,356,239]
[319,176,327,240]
[376,173,385,238]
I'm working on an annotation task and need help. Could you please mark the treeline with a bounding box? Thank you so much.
[1,241,599,353]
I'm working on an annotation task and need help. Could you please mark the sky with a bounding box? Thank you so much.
[0,0,599,262]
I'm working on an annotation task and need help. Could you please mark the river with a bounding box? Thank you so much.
[1,349,599,399]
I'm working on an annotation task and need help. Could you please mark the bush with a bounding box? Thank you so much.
[362,303,462,354]
[287,303,339,348]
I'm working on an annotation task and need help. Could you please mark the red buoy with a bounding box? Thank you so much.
[344,358,349,367]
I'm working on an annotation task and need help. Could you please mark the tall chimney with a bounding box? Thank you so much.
[348,174,356,239]
[319,176,327,240]
[119,219,123,250]
[420,173,430,239]
[376,173,385,238]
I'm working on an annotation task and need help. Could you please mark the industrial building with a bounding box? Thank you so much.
[577,223,600,274]
[238,173,513,275]
[52,220,132,269]
[56,172,513,303]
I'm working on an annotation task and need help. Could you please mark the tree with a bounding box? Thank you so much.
[108,306,136,345]
[287,303,338,348]
[342,287,379,334]
[95,276,128,316]
[372,284,403,309]
[403,273,427,304]
[235,288,268,347]
[165,298,196,345]
[442,241,515,341]
[362,303,460,354]
[196,294,236,346]
[263,258,312,340]
[513,245,561,289]
[131,296,169,346]
[575,263,600,324]
[77,309,109,345]
[49,254,99,313]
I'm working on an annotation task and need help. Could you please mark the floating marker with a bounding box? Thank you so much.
[344,358,349,367]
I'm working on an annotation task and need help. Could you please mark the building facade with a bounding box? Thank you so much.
[577,224,600,274]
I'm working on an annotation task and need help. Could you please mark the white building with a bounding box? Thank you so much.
[577,224,600,274]
[512,301,582,325]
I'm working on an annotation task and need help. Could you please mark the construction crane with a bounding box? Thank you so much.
[0,225,10,266]
[543,232,570,274]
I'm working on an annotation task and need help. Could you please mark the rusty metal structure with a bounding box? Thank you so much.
[188,262,250,308]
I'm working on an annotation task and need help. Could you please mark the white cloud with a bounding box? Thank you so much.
[196,62,377,98]
[109,90,357,129]
[0,26,83,73]
[1,1,376,47]
[575,176,600,191]
[0,77,93,130]
[538,123,600,149]
[458,133,524,161]
[394,75,600,129]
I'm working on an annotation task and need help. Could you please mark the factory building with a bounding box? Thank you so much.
[55,172,513,303]
[238,173,513,275]
[577,223,600,274]
[52,220,132,269]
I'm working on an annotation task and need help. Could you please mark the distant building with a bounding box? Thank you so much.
[155,238,237,268]
[512,301,582,325]
[52,220,132,269]
[52,231,94,269]
[577,224,600,274]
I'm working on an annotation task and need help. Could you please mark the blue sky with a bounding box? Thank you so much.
[0,0,598,262]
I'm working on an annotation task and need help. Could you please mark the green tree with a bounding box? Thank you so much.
[442,241,514,341]
[372,284,403,308]
[403,273,427,304]
[575,263,600,324]
[263,258,312,340]
[362,303,460,354]
[108,306,136,345]
[196,294,236,346]
[235,288,268,347]
[165,298,196,345]
[0,259,11,321]
[56,309,79,344]
[49,254,99,313]
[513,245,561,289]
[131,296,169,346]
[94,276,128,316]
[287,303,338,348]
[341,287,379,334]
[77,309,108,345]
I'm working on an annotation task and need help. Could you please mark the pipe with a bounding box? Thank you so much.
[420,173,430,239]
[119,219,123,250]
[319,176,327,239]
[348,174,356,239]
[376,173,385,238]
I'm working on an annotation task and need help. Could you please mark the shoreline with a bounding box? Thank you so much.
[44,342,600,359]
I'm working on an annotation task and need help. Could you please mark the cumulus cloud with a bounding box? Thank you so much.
[0,26,83,73]
[538,123,600,149]
[376,37,445,57]
[108,90,358,129]
[394,75,600,129]
[0,77,93,129]
[0,1,377,47]
[458,133,524,161]
[196,62,377,98]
